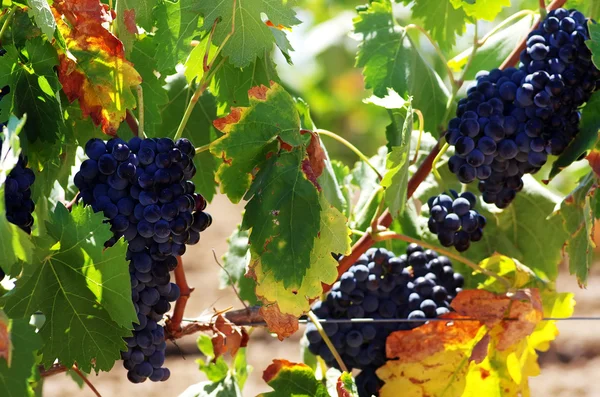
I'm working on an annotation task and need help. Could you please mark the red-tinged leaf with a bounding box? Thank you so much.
[211,314,249,360]
[0,312,9,364]
[259,305,299,341]
[303,130,326,179]
[587,150,600,178]
[52,0,142,135]
[260,359,329,397]
[124,9,137,34]
[386,313,482,362]
[451,289,543,350]
[336,372,358,397]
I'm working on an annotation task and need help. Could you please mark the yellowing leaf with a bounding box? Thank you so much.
[260,359,329,397]
[259,305,299,341]
[252,194,351,317]
[52,0,142,135]
[379,313,484,397]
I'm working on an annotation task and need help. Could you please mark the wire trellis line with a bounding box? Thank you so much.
[181,316,600,327]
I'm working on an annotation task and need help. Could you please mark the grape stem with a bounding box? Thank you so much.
[0,6,16,45]
[317,129,383,180]
[166,256,194,336]
[372,231,512,290]
[405,24,457,89]
[135,85,146,139]
[411,109,424,164]
[307,310,348,372]
[72,366,102,397]
[431,142,450,190]
[195,143,211,154]
[539,0,548,19]
[173,0,236,141]
[125,110,139,137]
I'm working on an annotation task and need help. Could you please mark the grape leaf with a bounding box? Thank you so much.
[114,0,137,55]
[3,204,133,373]
[354,0,450,135]
[448,14,535,80]
[52,0,142,135]
[253,193,351,316]
[210,82,304,203]
[211,55,279,113]
[260,359,329,397]
[559,172,597,286]
[400,0,467,50]
[0,317,42,397]
[154,0,201,73]
[158,72,219,202]
[198,0,301,68]
[449,0,510,21]
[28,0,56,39]
[549,90,600,179]
[180,373,243,397]
[243,149,319,286]
[220,224,258,306]
[587,21,600,69]
[366,90,413,218]
[117,0,155,31]
[336,372,359,397]
[129,35,169,139]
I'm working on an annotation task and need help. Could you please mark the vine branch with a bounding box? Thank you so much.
[72,366,102,397]
[166,256,194,337]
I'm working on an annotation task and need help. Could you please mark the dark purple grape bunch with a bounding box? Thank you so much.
[356,367,383,397]
[2,139,35,234]
[427,191,486,252]
[305,245,464,395]
[74,136,212,384]
[516,8,600,157]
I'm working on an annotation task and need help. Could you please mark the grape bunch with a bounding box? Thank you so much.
[516,8,599,156]
[2,139,35,234]
[446,8,600,209]
[305,245,464,397]
[74,136,212,383]
[427,191,486,252]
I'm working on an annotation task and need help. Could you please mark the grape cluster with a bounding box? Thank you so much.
[75,137,212,383]
[2,139,35,234]
[305,245,464,397]
[516,8,599,156]
[426,191,486,252]
[446,8,600,209]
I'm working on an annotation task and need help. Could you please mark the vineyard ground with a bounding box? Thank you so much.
[42,194,600,397]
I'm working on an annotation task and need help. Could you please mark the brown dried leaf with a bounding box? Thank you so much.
[211,313,249,360]
[259,304,299,341]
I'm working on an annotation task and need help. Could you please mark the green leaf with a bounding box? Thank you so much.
[119,0,155,31]
[349,147,387,232]
[196,335,230,382]
[559,172,597,285]
[27,0,55,39]
[115,0,137,55]
[233,348,249,390]
[448,14,535,81]
[449,0,510,21]
[220,224,258,306]
[259,360,329,397]
[400,0,467,50]
[129,35,169,139]
[549,91,600,179]
[12,39,64,143]
[587,19,600,70]
[253,193,351,315]
[243,150,320,286]
[336,372,358,397]
[3,204,133,373]
[0,316,42,396]
[366,91,413,218]
[354,0,450,135]
[198,0,301,68]
[158,72,218,202]
[210,55,279,113]
[210,82,303,203]
[154,0,201,73]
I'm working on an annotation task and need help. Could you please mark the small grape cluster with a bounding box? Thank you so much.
[75,136,212,383]
[2,140,36,235]
[426,191,486,252]
[447,8,600,209]
[305,245,464,397]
